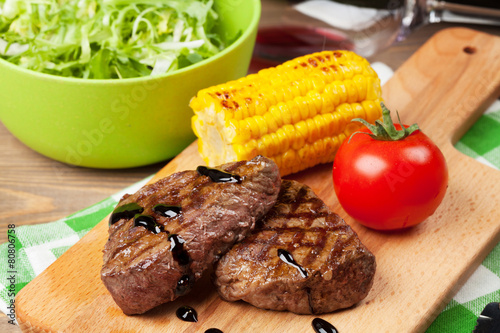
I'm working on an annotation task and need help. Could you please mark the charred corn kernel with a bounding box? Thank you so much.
[292,121,306,151]
[336,82,348,104]
[297,97,309,120]
[190,50,383,176]
[254,115,268,138]
[323,84,340,110]
[337,103,354,123]
[306,90,322,117]
[269,105,285,127]
[352,102,366,119]
[263,112,279,134]
[366,77,380,101]
[323,113,336,134]
[313,114,327,139]
[345,80,359,103]
[362,100,382,122]
[267,132,280,157]
[353,75,367,101]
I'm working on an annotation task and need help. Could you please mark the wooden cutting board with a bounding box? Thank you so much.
[15,28,500,333]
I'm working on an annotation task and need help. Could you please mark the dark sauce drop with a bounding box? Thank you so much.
[176,305,198,322]
[109,202,144,225]
[205,329,223,333]
[133,215,162,234]
[153,204,182,218]
[176,274,193,296]
[169,234,190,266]
[197,166,242,183]
[312,318,338,333]
[278,249,308,278]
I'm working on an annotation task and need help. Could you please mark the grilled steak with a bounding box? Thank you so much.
[101,156,281,315]
[213,180,376,314]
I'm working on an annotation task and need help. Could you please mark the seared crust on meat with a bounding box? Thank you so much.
[213,180,376,314]
[101,156,281,315]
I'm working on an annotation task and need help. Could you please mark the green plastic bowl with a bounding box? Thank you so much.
[0,0,261,168]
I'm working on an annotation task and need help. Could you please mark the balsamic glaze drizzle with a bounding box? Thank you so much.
[133,214,163,234]
[168,234,190,266]
[109,202,144,225]
[278,249,308,278]
[176,274,193,296]
[176,305,198,322]
[205,329,223,333]
[153,204,182,218]
[312,318,338,333]
[196,166,242,183]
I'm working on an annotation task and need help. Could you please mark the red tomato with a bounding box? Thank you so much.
[332,124,448,230]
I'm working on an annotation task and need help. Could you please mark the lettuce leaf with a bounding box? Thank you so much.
[0,0,226,79]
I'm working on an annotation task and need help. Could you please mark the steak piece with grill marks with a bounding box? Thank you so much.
[213,179,376,314]
[101,156,281,315]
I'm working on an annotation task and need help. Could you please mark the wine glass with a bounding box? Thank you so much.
[254,0,500,63]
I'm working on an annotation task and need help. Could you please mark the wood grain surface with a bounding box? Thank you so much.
[2,18,486,333]
[10,27,500,333]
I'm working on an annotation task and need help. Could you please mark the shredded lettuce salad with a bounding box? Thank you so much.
[0,0,227,79]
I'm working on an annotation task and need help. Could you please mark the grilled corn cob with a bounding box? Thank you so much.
[190,50,382,176]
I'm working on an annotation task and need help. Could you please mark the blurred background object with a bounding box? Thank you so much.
[254,0,500,63]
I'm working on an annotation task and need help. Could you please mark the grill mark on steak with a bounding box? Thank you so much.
[248,224,347,268]
[303,228,328,267]
[101,156,281,315]
[213,179,376,315]
[291,230,305,249]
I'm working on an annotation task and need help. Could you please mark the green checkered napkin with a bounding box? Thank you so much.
[1,102,499,331]
[426,102,500,332]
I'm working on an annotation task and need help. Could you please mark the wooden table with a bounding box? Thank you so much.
[1,1,499,331]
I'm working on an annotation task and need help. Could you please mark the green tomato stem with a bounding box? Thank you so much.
[350,102,419,142]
